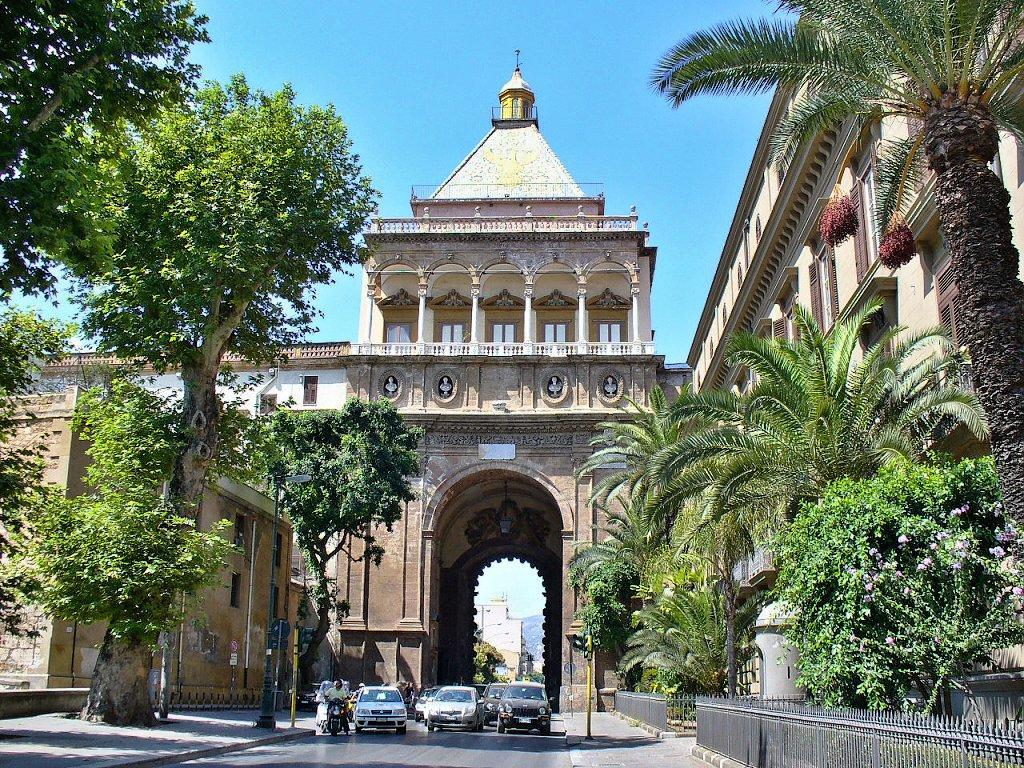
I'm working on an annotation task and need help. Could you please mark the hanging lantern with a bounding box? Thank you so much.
[819,185,859,247]
[879,222,916,269]
[496,481,517,536]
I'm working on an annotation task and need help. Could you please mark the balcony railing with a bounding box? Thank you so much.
[411,182,605,200]
[733,548,775,587]
[355,341,655,357]
[369,213,638,235]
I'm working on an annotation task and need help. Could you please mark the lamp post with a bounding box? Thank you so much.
[255,473,311,729]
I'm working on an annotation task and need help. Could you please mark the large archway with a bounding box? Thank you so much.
[430,468,565,707]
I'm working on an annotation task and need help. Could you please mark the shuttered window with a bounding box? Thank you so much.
[808,263,824,326]
[302,375,318,405]
[936,260,962,346]
[827,246,841,322]
[773,318,788,340]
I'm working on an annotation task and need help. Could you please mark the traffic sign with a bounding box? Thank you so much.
[563,662,576,677]
[229,652,238,666]
[299,627,317,651]
[230,639,239,652]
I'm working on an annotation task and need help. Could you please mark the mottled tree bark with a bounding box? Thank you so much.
[170,363,221,520]
[82,628,155,726]
[925,98,1024,528]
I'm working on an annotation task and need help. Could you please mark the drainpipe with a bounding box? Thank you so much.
[243,517,257,688]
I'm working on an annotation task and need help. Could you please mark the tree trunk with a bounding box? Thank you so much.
[83,628,155,726]
[723,577,737,698]
[170,364,221,519]
[925,99,1024,527]
[298,588,333,684]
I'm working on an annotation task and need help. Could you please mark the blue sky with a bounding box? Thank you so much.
[476,559,545,619]
[182,0,774,365]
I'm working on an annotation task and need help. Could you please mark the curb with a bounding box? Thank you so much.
[114,728,315,768]
[691,744,748,768]
[609,709,687,740]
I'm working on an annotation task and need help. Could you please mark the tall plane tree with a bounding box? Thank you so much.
[651,1,1024,526]
[0,1,208,294]
[79,75,377,519]
[266,402,421,683]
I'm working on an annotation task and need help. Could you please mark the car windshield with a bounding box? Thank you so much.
[436,689,474,702]
[486,685,507,698]
[502,685,545,700]
[360,688,403,703]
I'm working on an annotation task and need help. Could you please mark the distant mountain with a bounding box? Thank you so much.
[521,614,545,668]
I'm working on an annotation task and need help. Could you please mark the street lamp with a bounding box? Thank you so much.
[255,473,311,729]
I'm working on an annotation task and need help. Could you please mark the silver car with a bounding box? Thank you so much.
[353,686,408,733]
[424,685,483,732]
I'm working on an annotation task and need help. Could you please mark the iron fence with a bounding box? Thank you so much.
[668,694,697,724]
[615,691,668,731]
[169,685,262,711]
[696,696,1024,767]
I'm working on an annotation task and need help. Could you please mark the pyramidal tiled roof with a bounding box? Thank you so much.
[431,124,584,200]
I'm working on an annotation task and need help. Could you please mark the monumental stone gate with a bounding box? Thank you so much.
[329,67,681,707]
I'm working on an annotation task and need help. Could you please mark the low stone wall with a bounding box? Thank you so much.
[0,688,87,719]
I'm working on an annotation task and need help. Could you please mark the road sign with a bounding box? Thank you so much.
[229,652,238,666]
[230,639,239,652]
[268,619,291,649]
[563,662,576,676]
[299,627,317,651]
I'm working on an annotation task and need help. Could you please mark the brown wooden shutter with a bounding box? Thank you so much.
[303,375,318,405]
[808,263,823,327]
[773,318,788,340]
[851,177,870,281]
[936,260,961,345]
[828,247,841,322]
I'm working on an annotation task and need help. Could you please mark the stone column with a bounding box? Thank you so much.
[576,284,588,352]
[523,285,534,352]
[470,286,480,353]
[365,287,376,351]
[417,286,427,352]
[631,284,641,351]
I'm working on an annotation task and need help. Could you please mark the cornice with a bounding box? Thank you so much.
[365,230,647,245]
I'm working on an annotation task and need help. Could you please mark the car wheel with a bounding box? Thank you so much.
[397,726,407,734]
[497,722,505,734]
[354,725,363,733]
[476,721,484,732]
[427,722,434,732]
[541,724,551,736]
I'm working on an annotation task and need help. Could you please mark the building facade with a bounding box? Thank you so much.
[475,597,525,678]
[688,88,1024,716]
[0,388,304,707]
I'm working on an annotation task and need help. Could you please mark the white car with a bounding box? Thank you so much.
[424,685,483,732]
[353,686,407,733]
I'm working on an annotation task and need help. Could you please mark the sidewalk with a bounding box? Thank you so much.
[0,709,315,768]
[564,712,703,768]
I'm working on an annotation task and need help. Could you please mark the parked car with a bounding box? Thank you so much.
[296,684,320,711]
[413,686,442,722]
[496,682,551,735]
[481,682,507,725]
[353,685,407,734]
[424,685,483,732]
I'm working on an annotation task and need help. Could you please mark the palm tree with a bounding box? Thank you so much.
[652,1,1024,527]
[654,300,987,522]
[621,567,758,695]
[582,385,702,542]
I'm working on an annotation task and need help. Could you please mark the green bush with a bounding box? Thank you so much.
[775,458,1023,712]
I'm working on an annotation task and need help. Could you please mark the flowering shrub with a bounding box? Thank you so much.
[878,223,917,268]
[819,194,859,247]
[775,458,1023,712]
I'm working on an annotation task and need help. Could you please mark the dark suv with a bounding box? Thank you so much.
[496,682,551,735]
[481,682,507,725]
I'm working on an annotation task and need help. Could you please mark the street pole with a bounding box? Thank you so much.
[290,625,299,727]
[585,634,593,739]
[255,477,282,729]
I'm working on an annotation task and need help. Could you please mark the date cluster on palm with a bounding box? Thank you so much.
[879,223,916,269]
[819,193,859,247]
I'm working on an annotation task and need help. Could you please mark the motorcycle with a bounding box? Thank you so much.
[326,699,345,736]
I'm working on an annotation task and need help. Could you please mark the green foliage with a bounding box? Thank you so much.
[78,74,378,370]
[0,309,72,633]
[12,379,236,640]
[656,300,985,523]
[621,568,757,695]
[473,639,506,684]
[775,458,1023,712]
[0,1,209,295]
[265,400,421,666]
[569,556,637,653]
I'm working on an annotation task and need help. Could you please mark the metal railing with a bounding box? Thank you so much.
[369,213,638,234]
[696,696,1024,767]
[733,548,775,585]
[615,691,668,731]
[412,182,605,200]
[168,685,262,711]
[353,341,655,357]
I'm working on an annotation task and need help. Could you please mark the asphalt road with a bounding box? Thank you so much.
[178,719,570,768]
